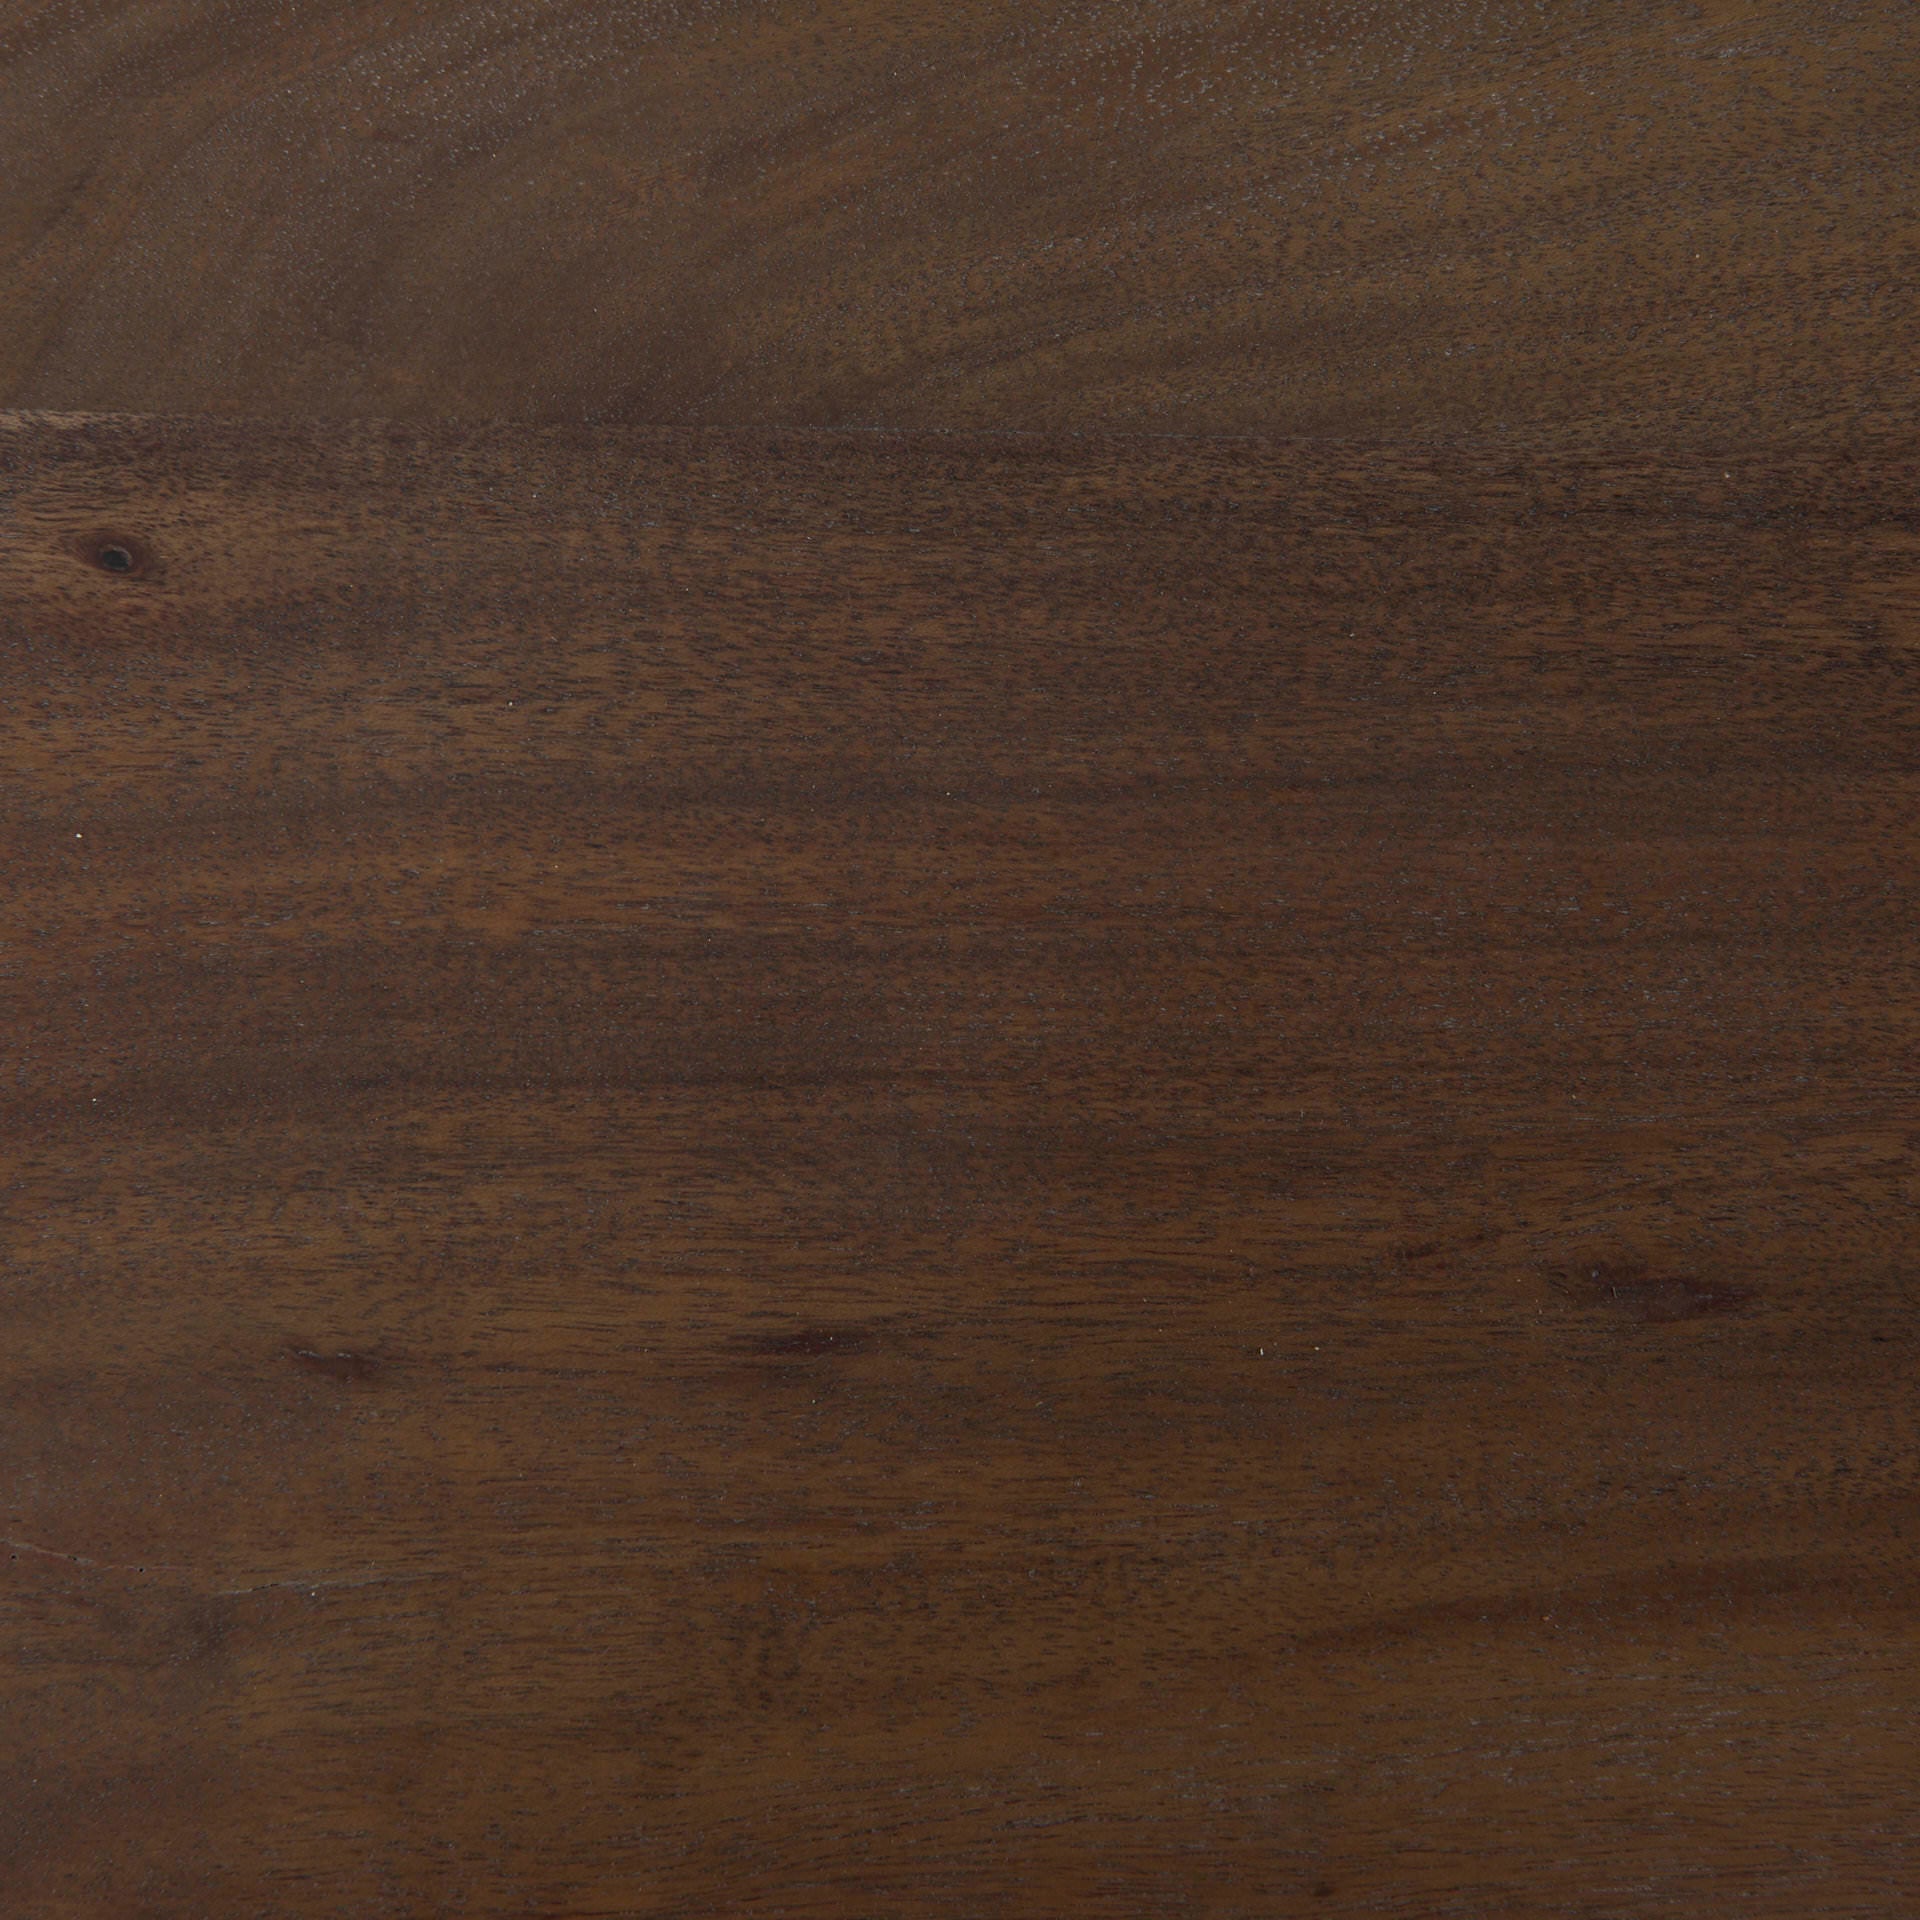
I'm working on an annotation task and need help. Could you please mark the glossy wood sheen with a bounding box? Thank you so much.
[2,412,1916,1915]
[0,0,1914,437]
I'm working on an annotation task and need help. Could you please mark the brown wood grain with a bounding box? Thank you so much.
[1,411,1917,1914]
[0,0,1913,437]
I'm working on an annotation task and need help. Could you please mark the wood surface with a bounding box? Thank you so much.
[0,0,1915,437]
[2,411,1917,1914]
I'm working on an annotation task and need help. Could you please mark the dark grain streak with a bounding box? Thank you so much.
[287,1348,385,1382]
[1555,1265,1761,1324]
[744,1327,881,1359]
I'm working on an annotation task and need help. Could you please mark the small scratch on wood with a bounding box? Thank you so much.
[213,1570,448,1597]
[5,1536,450,1596]
[3,1535,194,1575]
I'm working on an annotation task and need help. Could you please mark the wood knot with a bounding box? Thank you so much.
[75,530,158,579]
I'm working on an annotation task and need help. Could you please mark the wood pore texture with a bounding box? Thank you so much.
[1,416,1918,1915]
[4,0,1920,1915]
[0,0,1914,437]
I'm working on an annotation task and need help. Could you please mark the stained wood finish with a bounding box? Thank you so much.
[1,412,1916,1914]
[0,0,1913,436]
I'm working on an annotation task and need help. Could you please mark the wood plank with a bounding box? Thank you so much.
[1,412,1916,1914]
[0,0,1913,436]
